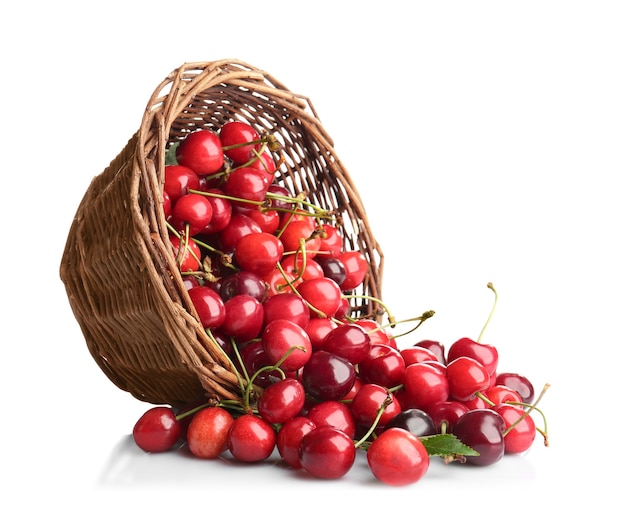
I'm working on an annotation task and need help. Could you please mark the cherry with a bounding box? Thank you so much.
[493,403,537,454]
[336,250,368,291]
[245,207,280,233]
[279,218,322,255]
[306,400,356,439]
[162,190,172,218]
[222,166,269,210]
[164,164,200,202]
[186,406,234,459]
[400,345,440,366]
[414,339,446,364]
[187,285,226,329]
[358,344,406,388]
[262,292,310,328]
[262,319,313,372]
[257,378,306,424]
[249,149,277,184]
[484,384,523,405]
[316,256,347,287]
[350,383,401,431]
[169,233,202,273]
[423,400,469,433]
[367,427,430,486]
[218,270,267,303]
[495,372,535,404]
[280,253,324,282]
[235,232,284,277]
[321,323,371,364]
[176,129,224,176]
[452,408,506,466]
[384,408,437,437]
[298,425,356,479]
[401,361,450,410]
[227,414,276,462]
[132,406,181,453]
[296,276,343,318]
[447,337,499,378]
[446,356,491,402]
[219,120,261,165]
[169,193,214,235]
[217,213,262,253]
[304,317,338,349]
[316,224,343,258]
[201,189,233,234]
[301,350,356,401]
[276,416,316,468]
[238,340,277,387]
[354,319,396,348]
[220,294,264,342]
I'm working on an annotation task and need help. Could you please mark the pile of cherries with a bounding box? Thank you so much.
[131,121,549,486]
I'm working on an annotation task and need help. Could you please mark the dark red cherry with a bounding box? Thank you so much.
[301,350,356,401]
[495,372,535,404]
[452,408,506,466]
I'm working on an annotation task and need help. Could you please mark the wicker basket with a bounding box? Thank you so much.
[59,59,384,407]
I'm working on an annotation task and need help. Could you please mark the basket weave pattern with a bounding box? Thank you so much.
[60,60,384,406]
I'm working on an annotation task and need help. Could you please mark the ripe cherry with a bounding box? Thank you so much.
[201,189,233,234]
[227,414,276,462]
[494,403,536,454]
[217,213,262,252]
[321,323,371,364]
[169,234,201,272]
[359,344,406,388]
[336,250,368,291]
[262,319,313,372]
[186,406,234,459]
[452,408,506,466]
[262,292,310,328]
[414,339,446,364]
[400,345,440,366]
[367,427,430,486]
[164,164,200,202]
[187,285,226,330]
[235,232,284,277]
[350,383,401,431]
[401,362,450,411]
[217,270,267,303]
[222,166,269,210]
[446,356,491,402]
[220,294,264,342]
[219,120,261,165]
[304,317,338,349]
[306,400,356,439]
[384,408,437,438]
[276,416,316,469]
[132,406,181,453]
[301,350,356,401]
[257,378,306,424]
[427,400,469,432]
[176,129,224,176]
[495,372,535,404]
[170,193,214,235]
[298,425,356,479]
[296,276,343,318]
[447,337,499,378]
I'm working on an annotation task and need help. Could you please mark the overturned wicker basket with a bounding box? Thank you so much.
[60,59,384,407]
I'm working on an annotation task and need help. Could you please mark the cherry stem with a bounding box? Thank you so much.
[503,383,551,447]
[477,282,498,343]
[385,310,436,340]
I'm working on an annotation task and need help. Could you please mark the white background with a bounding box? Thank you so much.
[2,1,624,524]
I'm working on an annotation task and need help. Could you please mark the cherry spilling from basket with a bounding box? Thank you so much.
[132,120,550,486]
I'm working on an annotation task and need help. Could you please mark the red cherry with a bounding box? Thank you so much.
[235,232,284,277]
[452,408,506,466]
[304,317,338,349]
[200,189,233,234]
[280,253,324,282]
[301,350,356,401]
[427,400,469,432]
[257,378,306,424]
[400,346,440,366]
[367,427,430,486]
[132,406,181,453]
[249,149,277,184]
[321,323,371,364]
[187,285,226,329]
[447,337,499,377]
[495,372,535,404]
[276,416,316,468]
[359,344,406,388]
[298,425,356,479]
[316,224,343,257]
[219,121,261,165]
[170,193,214,235]
[222,166,269,210]
[350,383,401,431]
[176,129,224,176]
[279,219,322,255]
[414,339,446,364]
[227,414,276,462]
[263,292,310,328]
[186,406,234,459]
[245,207,280,233]
[484,384,523,405]
[262,319,312,372]
[162,190,172,218]
[446,356,491,402]
[296,276,343,318]
[336,250,368,291]
[220,294,264,342]
[402,362,450,410]
[218,213,262,252]
[164,164,200,202]
[306,400,356,439]
[493,403,537,454]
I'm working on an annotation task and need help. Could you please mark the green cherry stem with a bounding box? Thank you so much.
[353,393,393,450]
[477,282,498,343]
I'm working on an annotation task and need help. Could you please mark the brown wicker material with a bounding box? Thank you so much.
[60,59,384,407]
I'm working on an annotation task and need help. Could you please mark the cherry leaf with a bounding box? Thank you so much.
[420,433,479,458]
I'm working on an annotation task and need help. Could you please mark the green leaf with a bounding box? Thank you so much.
[165,142,179,165]
[421,434,479,459]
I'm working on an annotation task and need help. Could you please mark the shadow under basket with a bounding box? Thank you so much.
[59,59,384,407]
